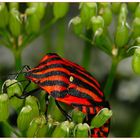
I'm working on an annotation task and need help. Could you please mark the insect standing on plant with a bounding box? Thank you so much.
[4,53,110,137]
[20,53,110,137]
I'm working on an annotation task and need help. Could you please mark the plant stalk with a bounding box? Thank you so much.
[104,57,119,98]
[82,30,93,70]
[55,19,65,57]
[13,49,22,71]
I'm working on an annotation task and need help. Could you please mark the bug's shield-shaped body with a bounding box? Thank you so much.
[25,53,110,137]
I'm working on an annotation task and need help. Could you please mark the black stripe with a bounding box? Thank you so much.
[86,107,90,114]
[30,63,100,90]
[68,88,95,104]
[46,53,58,56]
[26,71,69,79]
[38,56,62,66]
[97,131,101,137]
[51,90,67,98]
[39,80,68,87]
[68,88,106,106]
[72,78,103,99]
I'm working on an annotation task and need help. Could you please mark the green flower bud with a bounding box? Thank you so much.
[72,109,86,124]
[80,2,97,28]
[9,2,19,10]
[27,115,47,137]
[74,123,89,138]
[17,105,37,131]
[99,2,110,8]
[99,5,112,26]
[53,3,69,19]
[9,9,21,37]
[4,79,24,110]
[132,48,140,75]
[70,16,83,36]
[25,96,39,117]
[69,121,75,131]
[127,2,138,13]
[132,17,140,38]
[115,22,129,48]
[0,3,9,28]
[118,3,128,25]
[91,16,104,33]
[0,94,9,121]
[25,7,40,34]
[51,121,70,137]
[27,2,46,20]
[94,28,103,38]
[135,3,140,18]
[37,124,48,137]
[91,108,112,128]
[47,96,66,121]
[111,2,121,14]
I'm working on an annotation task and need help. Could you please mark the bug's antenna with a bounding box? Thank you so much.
[15,65,31,79]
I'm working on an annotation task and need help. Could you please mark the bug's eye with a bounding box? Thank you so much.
[69,76,74,82]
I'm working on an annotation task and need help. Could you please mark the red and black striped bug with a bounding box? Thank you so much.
[23,53,110,138]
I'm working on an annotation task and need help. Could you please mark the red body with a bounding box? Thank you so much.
[25,53,110,137]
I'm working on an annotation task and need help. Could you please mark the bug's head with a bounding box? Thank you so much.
[24,71,38,83]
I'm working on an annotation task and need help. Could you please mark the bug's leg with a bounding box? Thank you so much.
[9,88,41,99]
[55,100,72,121]
[8,80,31,99]
[22,80,31,94]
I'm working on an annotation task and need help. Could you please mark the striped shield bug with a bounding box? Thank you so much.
[3,53,111,137]
[24,53,111,137]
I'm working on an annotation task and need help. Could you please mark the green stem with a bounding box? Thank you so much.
[3,121,22,137]
[55,19,65,57]
[43,29,52,53]
[79,34,93,45]
[82,30,93,70]
[104,57,119,98]
[13,49,22,71]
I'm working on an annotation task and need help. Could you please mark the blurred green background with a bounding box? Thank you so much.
[0,2,140,137]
